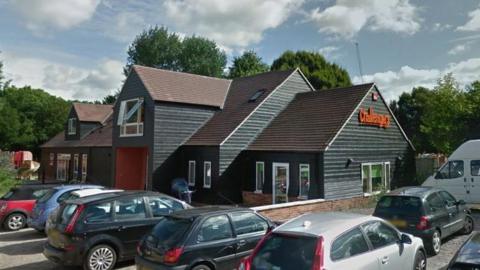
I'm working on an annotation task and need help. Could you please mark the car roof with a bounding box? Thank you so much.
[71,188,123,197]
[170,206,252,219]
[453,232,480,265]
[274,212,381,238]
[65,190,178,204]
[386,186,442,198]
[52,184,103,191]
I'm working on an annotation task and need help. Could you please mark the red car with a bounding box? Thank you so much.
[0,184,53,231]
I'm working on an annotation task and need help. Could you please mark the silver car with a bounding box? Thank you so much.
[239,212,426,270]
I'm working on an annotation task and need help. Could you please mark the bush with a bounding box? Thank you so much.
[0,152,16,196]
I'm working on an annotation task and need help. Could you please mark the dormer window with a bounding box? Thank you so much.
[68,118,77,135]
[249,89,266,102]
[118,98,144,137]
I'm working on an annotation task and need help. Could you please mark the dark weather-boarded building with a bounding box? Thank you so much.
[41,65,414,206]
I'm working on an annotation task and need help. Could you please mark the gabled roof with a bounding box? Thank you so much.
[185,69,297,146]
[132,65,231,108]
[248,83,375,152]
[73,103,112,123]
[41,118,113,148]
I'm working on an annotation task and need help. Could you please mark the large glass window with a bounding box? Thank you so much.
[299,164,310,198]
[435,160,464,179]
[73,154,79,179]
[118,98,144,136]
[114,197,146,220]
[362,221,399,249]
[230,212,268,235]
[81,154,87,181]
[255,162,264,192]
[204,161,211,188]
[471,160,480,176]
[331,227,369,261]
[197,215,232,242]
[56,154,71,181]
[68,118,77,135]
[362,162,390,194]
[188,161,195,186]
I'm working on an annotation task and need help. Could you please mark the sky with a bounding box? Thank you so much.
[0,0,479,102]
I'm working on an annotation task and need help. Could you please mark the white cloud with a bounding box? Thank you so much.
[354,58,480,101]
[8,0,101,33]
[309,0,420,38]
[457,6,480,31]
[3,52,123,100]
[162,0,303,50]
[447,43,471,55]
[318,46,340,59]
[432,23,452,32]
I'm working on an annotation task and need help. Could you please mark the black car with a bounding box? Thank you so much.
[448,232,480,270]
[373,186,474,255]
[136,206,274,270]
[43,191,190,270]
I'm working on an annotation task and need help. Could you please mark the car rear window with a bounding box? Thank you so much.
[252,233,317,270]
[376,196,423,213]
[150,217,192,248]
[60,204,79,225]
[37,189,57,203]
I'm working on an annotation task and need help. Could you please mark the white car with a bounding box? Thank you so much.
[239,212,426,270]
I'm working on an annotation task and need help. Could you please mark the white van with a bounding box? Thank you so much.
[423,140,480,203]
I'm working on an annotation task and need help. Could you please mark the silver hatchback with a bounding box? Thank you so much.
[239,212,427,270]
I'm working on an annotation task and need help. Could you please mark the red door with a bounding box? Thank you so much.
[115,147,148,190]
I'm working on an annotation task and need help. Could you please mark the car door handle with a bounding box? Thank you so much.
[381,256,389,264]
[117,225,125,231]
[237,240,247,248]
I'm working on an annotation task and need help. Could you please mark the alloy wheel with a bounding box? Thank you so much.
[7,214,25,231]
[463,217,474,234]
[415,252,426,270]
[88,247,115,270]
[432,231,441,254]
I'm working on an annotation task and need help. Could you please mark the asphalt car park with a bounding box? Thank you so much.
[0,210,478,270]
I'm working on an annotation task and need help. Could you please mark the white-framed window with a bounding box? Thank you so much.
[299,164,310,199]
[68,118,77,135]
[56,154,71,181]
[81,154,88,181]
[362,162,391,194]
[73,154,79,179]
[188,161,196,186]
[255,162,265,193]
[204,161,212,188]
[118,98,144,137]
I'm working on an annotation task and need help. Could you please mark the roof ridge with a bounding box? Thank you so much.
[133,64,232,82]
[231,68,296,81]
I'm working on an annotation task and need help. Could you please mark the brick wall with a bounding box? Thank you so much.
[243,191,302,206]
[253,196,371,222]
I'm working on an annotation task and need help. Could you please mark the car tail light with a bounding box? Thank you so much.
[416,216,430,230]
[163,247,183,264]
[312,236,325,270]
[65,204,84,234]
[136,243,142,256]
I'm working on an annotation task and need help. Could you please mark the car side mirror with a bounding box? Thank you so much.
[456,200,466,206]
[400,234,412,244]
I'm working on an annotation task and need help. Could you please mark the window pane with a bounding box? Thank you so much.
[148,196,183,217]
[331,228,369,261]
[439,191,457,207]
[256,162,264,191]
[197,215,232,242]
[426,193,445,210]
[84,202,112,223]
[450,161,464,178]
[230,212,268,235]
[471,160,480,176]
[115,197,146,220]
[204,162,211,188]
[299,164,310,198]
[362,222,399,249]
[188,161,195,186]
[385,163,391,190]
[362,165,370,193]
[371,164,384,192]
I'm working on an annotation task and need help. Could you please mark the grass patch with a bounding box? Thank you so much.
[0,152,16,197]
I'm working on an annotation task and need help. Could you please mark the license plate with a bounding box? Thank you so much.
[389,219,407,228]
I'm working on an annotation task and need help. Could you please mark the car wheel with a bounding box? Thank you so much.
[192,264,212,270]
[461,216,474,235]
[3,213,26,231]
[413,250,426,270]
[84,244,117,270]
[426,230,441,255]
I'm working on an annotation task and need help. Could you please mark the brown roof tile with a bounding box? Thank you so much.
[41,119,113,148]
[133,65,231,108]
[186,69,296,145]
[73,103,112,123]
[248,83,374,152]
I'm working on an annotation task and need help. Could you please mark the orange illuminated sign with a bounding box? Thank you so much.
[358,107,390,128]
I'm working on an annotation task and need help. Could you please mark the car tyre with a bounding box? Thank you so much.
[413,250,426,270]
[461,216,474,235]
[3,213,26,231]
[84,244,117,270]
[426,230,441,255]
[191,264,212,270]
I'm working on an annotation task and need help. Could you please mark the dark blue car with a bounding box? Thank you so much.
[28,184,102,231]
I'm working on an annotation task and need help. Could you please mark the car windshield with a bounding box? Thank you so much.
[376,196,423,214]
[150,216,192,249]
[251,233,317,270]
[37,189,57,203]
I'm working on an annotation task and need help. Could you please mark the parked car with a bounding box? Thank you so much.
[28,184,103,232]
[136,206,274,270]
[423,139,480,203]
[0,184,55,231]
[43,191,190,270]
[447,231,480,270]
[373,186,474,255]
[238,212,426,270]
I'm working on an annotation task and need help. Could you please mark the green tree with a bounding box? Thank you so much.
[229,50,269,78]
[420,74,469,154]
[271,50,351,89]
[125,26,183,76]
[465,81,480,139]
[102,94,117,105]
[179,36,226,77]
